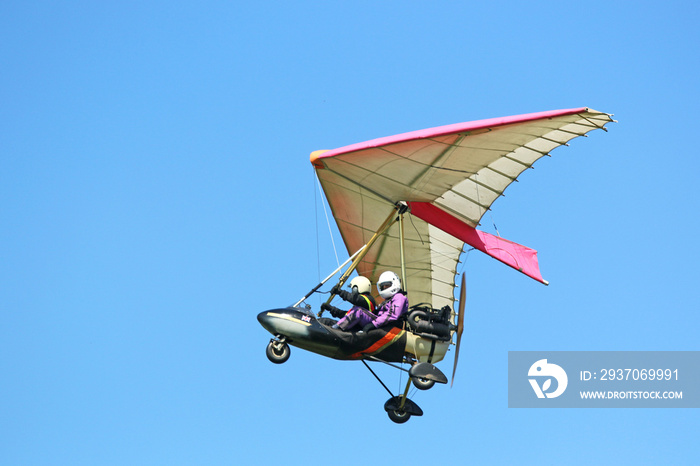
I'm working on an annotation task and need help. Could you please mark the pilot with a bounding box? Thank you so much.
[331,271,408,333]
[322,276,377,331]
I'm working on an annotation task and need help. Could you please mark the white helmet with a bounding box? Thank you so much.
[349,276,371,295]
[377,271,401,299]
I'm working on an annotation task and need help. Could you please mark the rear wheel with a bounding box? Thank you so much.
[387,409,411,424]
[411,377,436,391]
[266,340,290,364]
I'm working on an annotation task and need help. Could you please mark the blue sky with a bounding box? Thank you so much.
[2,1,698,464]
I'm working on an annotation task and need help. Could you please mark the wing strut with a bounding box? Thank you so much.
[318,204,405,317]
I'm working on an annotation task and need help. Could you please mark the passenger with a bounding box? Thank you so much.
[321,276,377,331]
[367,271,409,332]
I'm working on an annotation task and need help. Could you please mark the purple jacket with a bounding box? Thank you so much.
[371,292,408,328]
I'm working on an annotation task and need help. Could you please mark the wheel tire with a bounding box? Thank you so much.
[387,409,411,424]
[266,341,290,364]
[411,377,436,391]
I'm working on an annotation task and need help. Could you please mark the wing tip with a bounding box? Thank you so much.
[310,150,329,169]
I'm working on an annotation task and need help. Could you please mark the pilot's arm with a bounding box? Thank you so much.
[332,286,372,310]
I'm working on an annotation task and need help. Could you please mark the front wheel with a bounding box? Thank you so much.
[384,396,422,424]
[266,340,290,364]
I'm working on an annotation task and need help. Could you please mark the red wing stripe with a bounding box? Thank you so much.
[408,201,546,284]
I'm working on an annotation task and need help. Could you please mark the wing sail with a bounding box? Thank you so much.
[312,108,613,307]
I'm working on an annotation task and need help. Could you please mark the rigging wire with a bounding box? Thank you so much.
[315,172,340,268]
[474,168,501,237]
[490,213,501,237]
[408,213,425,245]
[457,246,475,278]
[313,168,321,285]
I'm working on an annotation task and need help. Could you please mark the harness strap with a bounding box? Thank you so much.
[358,294,377,320]
[361,294,376,312]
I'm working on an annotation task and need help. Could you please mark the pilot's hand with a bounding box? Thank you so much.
[362,323,375,333]
[321,303,333,312]
[331,285,341,295]
[330,308,346,318]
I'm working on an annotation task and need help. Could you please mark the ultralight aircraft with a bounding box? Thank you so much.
[257,108,614,423]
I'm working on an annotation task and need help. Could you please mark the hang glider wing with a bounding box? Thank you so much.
[311,108,614,309]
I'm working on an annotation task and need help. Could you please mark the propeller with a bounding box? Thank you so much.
[451,273,466,387]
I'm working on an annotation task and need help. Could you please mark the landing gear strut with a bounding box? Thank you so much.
[266,337,290,364]
[362,360,424,424]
